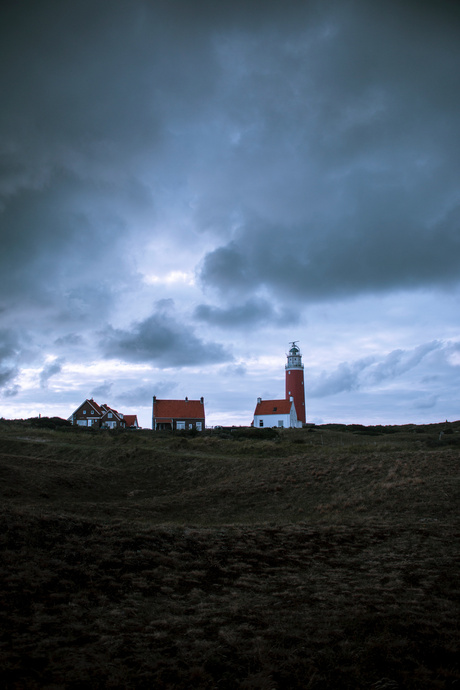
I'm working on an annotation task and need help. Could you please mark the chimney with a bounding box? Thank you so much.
[257,397,262,404]
[185,396,188,401]
[200,397,204,404]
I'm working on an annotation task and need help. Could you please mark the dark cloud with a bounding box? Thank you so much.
[0,329,20,391]
[39,358,64,388]
[191,0,460,303]
[0,170,148,318]
[90,382,113,401]
[118,382,178,407]
[199,204,460,305]
[0,366,17,390]
[194,298,298,328]
[221,364,247,377]
[2,384,20,398]
[0,329,19,361]
[100,300,232,367]
[54,333,84,348]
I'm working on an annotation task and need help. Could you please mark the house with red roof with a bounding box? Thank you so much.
[123,414,139,429]
[152,396,205,431]
[68,399,139,429]
[253,396,300,429]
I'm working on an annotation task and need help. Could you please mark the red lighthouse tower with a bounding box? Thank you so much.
[285,341,306,425]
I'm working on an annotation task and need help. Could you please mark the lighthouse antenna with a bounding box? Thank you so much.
[287,340,300,356]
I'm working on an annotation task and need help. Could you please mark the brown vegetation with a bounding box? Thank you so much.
[0,419,459,688]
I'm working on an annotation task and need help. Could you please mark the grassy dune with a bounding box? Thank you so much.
[0,420,459,688]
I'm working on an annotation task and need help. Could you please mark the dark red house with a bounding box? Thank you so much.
[152,396,205,431]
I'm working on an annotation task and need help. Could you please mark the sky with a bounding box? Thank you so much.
[1,0,459,428]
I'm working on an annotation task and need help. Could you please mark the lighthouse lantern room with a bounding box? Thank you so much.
[285,341,306,424]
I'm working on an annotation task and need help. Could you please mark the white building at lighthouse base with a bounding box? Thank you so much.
[253,397,301,429]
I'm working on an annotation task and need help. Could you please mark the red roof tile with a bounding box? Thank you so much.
[85,399,103,415]
[124,415,138,427]
[254,399,292,415]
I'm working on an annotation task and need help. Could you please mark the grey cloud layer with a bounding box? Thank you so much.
[1,0,459,378]
[308,341,446,398]
[3,2,459,295]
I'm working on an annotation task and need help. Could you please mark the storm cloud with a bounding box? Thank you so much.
[0,329,20,391]
[100,301,232,368]
[39,358,64,389]
[194,298,299,328]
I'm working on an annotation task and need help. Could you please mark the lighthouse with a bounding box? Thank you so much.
[285,341,306,424]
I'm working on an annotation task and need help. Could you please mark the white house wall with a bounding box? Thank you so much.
[254,413,292,428]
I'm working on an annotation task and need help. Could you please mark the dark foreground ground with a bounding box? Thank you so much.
[0,419,459,688]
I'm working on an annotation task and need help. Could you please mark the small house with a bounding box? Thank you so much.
[152,396,205,431]
[123,414,139,429]
[253,397,300,429]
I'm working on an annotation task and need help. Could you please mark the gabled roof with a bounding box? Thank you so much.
[124,415,138,428]
[100,405,123,421]
[72,398,104,417]
[254,399,293,416]
[153,399,205,420]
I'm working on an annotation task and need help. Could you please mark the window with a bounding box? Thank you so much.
[83,410,86,414]
[108,412,112,419]
[91,410,94,414]
[278,420,284,428]
[259,420,264,427]
[176,421,185,430]
[196,422,202,431]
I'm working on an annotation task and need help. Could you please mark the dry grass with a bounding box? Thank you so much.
[0,419,459,688]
